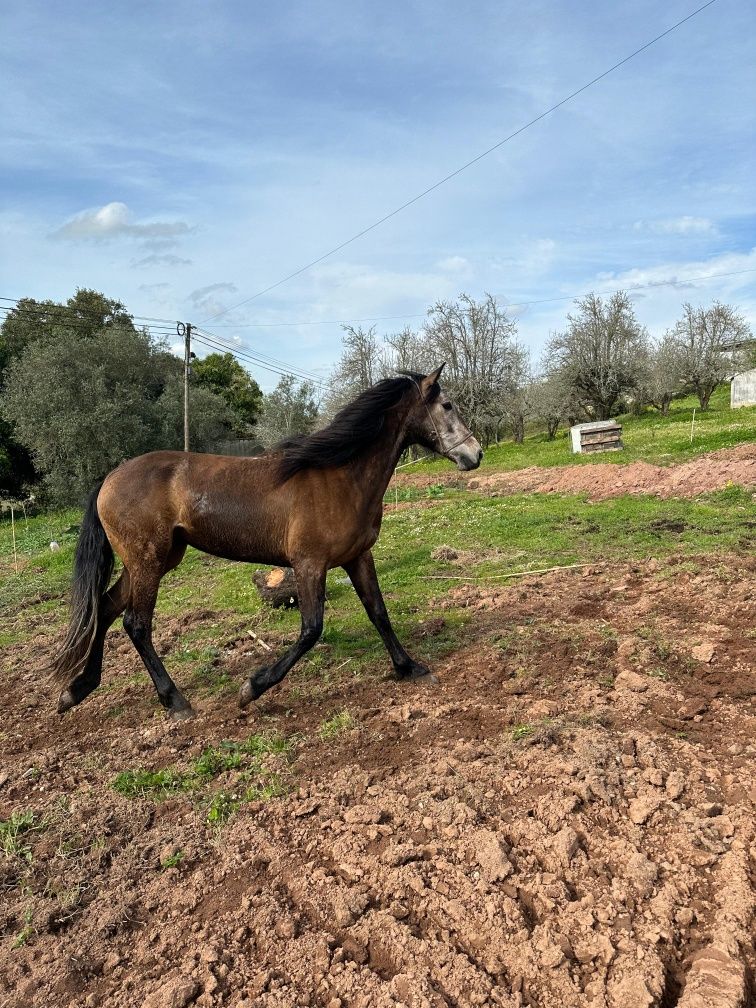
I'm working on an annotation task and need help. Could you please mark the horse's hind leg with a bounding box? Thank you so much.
[123,563,193,719]
[57,571,131,713]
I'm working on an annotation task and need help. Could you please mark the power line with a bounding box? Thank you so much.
[0,306,178,339]
[192,331,328,387]
[192,335,327,387]
[199,267,756,329]
[194,327,328,383]
[0,295,179,328]
[199,0,719,325]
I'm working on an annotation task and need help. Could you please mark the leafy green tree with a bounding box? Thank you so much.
[1,320,237,504]
[0,290,137,497]
[157,376,239,451]
[256,375,320,447]
[4,328,162,503]
[0,289,134,372]
[545,292,649,420]
[191,352,263,430]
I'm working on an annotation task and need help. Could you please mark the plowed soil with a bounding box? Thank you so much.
[392,443,756,500]
[1,553,754,1008]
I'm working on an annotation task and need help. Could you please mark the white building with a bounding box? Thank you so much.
[731,368,756,408]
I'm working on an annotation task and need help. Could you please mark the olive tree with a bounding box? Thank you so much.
[670,301,751,410]
[545,291,649,420]
[2,324,236,503]
[256,374,320,447]
[421,293,522,443]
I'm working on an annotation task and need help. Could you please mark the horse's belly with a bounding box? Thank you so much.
[180,505,288,566]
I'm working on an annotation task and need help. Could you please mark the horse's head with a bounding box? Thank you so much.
[408,364,483,471]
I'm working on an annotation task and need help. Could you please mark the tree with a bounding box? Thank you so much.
[323,325,384,419]
[157,375,239,450]
[670,301,751,410]
[1,323,236,504]
[638,333,687,416]
[545,291,649,420]
[384,325,430,376]
[421,293,521,443]
[255,375,320,447]
[531,373,584,440]
[0,290,137,497]
[486,342,533,444]
[0,289,135,372]
[191,352,263,431]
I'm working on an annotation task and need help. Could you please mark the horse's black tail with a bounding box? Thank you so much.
[51,482,114,684]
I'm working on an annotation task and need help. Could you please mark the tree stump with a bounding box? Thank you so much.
[252,567,299,608]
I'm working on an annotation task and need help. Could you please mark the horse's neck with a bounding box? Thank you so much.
[348,407,411,512]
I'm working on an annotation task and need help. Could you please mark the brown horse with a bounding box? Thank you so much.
[52,366,482,718]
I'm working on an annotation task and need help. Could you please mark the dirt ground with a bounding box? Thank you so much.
[392,443,756,500]
[1,547,754,1008]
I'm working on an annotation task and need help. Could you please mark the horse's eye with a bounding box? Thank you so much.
[442,402,453,411]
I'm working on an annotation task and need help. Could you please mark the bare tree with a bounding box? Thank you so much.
[384,325,430,376]
[637,333,687,416]
[545,291,649,420]
[323,325,384,418]
[422,293,521,443]
[531,372,584,439]
[488,342,534,444]
[670,301,751,410]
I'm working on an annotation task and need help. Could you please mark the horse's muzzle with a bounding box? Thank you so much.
[451,441,483,471]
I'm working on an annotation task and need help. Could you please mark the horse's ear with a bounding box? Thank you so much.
[421,363,445,396]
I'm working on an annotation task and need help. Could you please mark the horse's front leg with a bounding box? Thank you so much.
[344,550,437,684]
[239,562,326,707]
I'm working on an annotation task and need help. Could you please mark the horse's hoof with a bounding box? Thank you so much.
[239,680,254,709]
[57,689,75,714]
[397,664,438,684]
[169,705,195,721]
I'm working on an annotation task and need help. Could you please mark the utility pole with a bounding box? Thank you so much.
[178,322,192,451]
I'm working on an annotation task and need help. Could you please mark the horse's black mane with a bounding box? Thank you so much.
[275,373,436,483]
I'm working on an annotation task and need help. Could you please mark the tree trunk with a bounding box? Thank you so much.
[252,567,299,608]
[512,418,525,444]
[546,418,560,440]
[696,384,714,410]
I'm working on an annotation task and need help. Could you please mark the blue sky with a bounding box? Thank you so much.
[1,0,754,390]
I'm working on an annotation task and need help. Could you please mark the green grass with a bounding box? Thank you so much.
[111,732,295,824]
[0,810,38,861]
[317,709,357,740]
[1,485,753,676]
[399,384,755,477]
[1,381,752,678]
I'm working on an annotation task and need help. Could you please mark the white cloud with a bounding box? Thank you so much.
[633,216,717,236]
[52,201,193,243]
[189,282,238,305]
[131,253,192,268]
[595,248,756,291]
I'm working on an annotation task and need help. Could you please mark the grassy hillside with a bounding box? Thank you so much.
[1,379,753,690]
[403,383,755,477]
[2,484,753,687]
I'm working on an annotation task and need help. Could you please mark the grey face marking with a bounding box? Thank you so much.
[422,393,483,471]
